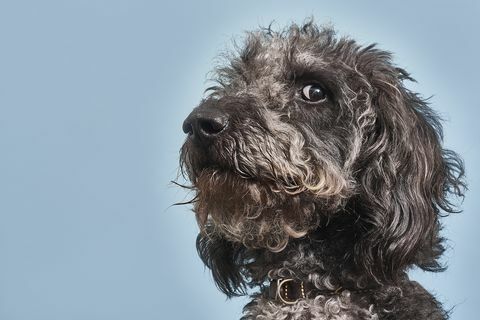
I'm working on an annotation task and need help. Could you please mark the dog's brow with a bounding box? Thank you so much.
[286,59,332,81]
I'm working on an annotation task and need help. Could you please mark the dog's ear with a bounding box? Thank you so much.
[196,232,249,297]
[352,56,466,281]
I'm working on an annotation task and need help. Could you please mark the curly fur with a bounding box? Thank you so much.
[179,20,466,319]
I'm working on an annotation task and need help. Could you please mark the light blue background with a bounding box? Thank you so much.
[0,1,478,319]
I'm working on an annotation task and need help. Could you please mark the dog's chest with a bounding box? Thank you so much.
[242,294,378,320]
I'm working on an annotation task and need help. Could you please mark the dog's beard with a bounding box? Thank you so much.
[193,168,329,252]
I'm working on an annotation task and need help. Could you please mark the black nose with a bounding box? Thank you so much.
[182,109,228,143]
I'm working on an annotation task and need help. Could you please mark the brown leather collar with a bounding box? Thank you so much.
[267,278,377,305]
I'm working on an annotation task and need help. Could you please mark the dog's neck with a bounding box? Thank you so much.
[245,218,383,291]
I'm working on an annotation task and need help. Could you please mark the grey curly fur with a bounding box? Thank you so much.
[179,20,466,320]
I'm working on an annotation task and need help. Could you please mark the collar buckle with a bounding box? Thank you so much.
[274,278,305,305]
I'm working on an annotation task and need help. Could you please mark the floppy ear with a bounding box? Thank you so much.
[352,61,466,281]
[196,230,250,297]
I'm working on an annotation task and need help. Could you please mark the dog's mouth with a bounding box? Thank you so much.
[181,137,251,178]
[197,163,257,182]
[183,141,260,183]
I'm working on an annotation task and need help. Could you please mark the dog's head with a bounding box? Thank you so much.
[179,21,465,294]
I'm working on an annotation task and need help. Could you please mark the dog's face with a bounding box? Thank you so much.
[180,22,465,284]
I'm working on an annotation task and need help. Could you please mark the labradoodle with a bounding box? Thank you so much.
[179,21,465,320]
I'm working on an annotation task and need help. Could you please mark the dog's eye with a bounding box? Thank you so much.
[301,84,326,102]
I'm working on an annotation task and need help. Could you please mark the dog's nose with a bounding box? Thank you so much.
[182,109,228,143]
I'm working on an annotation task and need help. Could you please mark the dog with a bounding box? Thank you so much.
[179,21,466,320]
